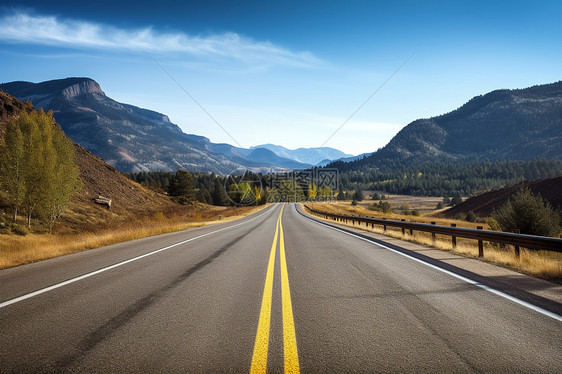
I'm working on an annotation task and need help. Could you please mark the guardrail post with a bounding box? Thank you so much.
[383,218,387,232]
[477,226,484,257]
[400,219,406,235]
[511,229,520,258]
[431,222,436,243]
[451,224,457,248]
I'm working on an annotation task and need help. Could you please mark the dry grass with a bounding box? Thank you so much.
[305,203,562,281]
[363,191,444,213]
[0,205,266,269]
[309,201,487,229]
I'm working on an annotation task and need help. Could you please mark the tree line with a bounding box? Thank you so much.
[336,159,562,197]
[126,170,336,206]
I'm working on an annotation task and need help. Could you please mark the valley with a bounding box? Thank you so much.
[1,3,561,373]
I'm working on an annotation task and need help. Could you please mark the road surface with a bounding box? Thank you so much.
[1,203,560,373]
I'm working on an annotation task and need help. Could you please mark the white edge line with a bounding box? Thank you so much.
[0,207,275,309]
[296,205,562,322]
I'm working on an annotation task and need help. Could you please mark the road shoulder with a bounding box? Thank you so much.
[296,203,562,316]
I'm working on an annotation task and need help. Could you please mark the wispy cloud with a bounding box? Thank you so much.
[0,11,321,68]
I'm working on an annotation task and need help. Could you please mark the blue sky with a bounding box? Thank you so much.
[1,1,561,155]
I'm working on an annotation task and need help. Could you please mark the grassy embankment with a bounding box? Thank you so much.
[0,204,266,269]
[305,198,561,281]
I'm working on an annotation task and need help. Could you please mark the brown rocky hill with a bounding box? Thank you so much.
[440,176,562,219]
[0,78,313,173]
[0,90,174,232]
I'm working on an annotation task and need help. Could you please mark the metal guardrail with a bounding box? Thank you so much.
[303,205,562,256]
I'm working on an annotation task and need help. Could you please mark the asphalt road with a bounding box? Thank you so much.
[1,203,560,373]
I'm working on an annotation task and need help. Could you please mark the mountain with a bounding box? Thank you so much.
[440,176,562,219]
[316,152,372,167]
[331,81,562,170]
[0,78,304,174]
[246,148,312,169]
[251,143,353,165]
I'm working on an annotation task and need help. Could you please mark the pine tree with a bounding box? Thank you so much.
[337,185,345,200]
[168,169,196,203]
[211,178,228,206]
[492,188,561,237]
[228,183,241,205]
[353,189,363,201]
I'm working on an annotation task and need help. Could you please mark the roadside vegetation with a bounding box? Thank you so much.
[0,110,268,269]
[304,192,562,281]
[492,187,561,237]
[0,204,264,269]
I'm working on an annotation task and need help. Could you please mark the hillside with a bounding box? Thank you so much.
[441,176,562,219]
[0,90,174,232]
[0,78,257,173]
[332,81,562,171]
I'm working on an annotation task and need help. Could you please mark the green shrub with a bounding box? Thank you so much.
[11,224,28,236]
[379,201,392,213]
[351,199,358,206]
[411,210,421,216]
[465,211,476,222]
[486,217,501,231]
[492,188,561,237]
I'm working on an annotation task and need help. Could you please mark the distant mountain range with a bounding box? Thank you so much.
[0,78,351,173]
[330,81,562,170]
[250,144,353,165]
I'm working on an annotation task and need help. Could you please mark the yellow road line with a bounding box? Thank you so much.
[279,211,300,374]
[250,205,283,374]
[250,204,300,374]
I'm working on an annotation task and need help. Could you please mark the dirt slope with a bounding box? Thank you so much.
[441,176,562,218]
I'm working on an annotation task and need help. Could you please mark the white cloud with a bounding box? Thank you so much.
[0,11,321,68]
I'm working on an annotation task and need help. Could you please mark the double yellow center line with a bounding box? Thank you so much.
[250,204,300,374]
